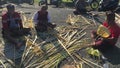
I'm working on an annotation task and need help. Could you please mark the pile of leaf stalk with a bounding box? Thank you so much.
[0,14,103,68]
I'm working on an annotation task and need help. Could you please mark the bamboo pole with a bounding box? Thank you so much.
[0,60,6,68]
[58,39,77,64]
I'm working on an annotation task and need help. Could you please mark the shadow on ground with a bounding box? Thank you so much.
[102,46,120,65]
[3,37,25,66]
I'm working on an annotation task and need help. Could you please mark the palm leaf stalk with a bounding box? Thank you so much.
[0,52,15,68]
[73,53,94,68]
[0,60,6,68]
[74,51,103,68]
[24,40,75,67]
[21,36,37,63]
[0,14,103,68]
[20,35,39,68]
[26,42,66,67]
[35,53,64,68]
[24,39,62,67]
[20,11,38,65]
[67,32,86,49]
[83,58,103,68]
[80,15,92,25]
[23,26,94,68]
[29,52,62,67]
[58,39,77,63]
[27,34,90,67]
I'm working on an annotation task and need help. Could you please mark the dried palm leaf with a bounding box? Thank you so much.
[0,11,104,68]
[66,14,80,25]
[97,25,110,38]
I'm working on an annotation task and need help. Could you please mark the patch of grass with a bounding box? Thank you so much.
[34,0,40,4]
[62,0,73,3]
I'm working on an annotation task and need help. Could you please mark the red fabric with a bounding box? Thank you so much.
[92,22,120,46]
[102,22,120,45]
[2,12,23,29]
[103,22,120,38]
[2,13,9,29]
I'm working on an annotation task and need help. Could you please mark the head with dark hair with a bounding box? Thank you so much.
[6,4,15,14]
[106,11,115,25]
[41,6,48,11]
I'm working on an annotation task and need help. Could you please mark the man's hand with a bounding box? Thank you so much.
[85,42,96,48]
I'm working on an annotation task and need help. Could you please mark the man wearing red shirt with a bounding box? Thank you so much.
[90,12,120,52]
[2,4,30,48]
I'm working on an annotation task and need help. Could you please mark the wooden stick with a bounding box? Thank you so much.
[58,39,77,64]
[115,13,120,18]
[0,60,6,68]
[80,15,91,25]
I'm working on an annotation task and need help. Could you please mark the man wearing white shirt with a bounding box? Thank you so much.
[33,6,56,32]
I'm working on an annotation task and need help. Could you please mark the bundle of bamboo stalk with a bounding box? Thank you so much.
[0,13,103,68]
[17,21,103,68]
[66,14,94,26]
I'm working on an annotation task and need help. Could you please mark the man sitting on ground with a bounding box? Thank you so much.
[89,11,120,52]
[2,4,31,49]
[33,6,56,32]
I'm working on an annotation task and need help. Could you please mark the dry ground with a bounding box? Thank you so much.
[0,4,120,68]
